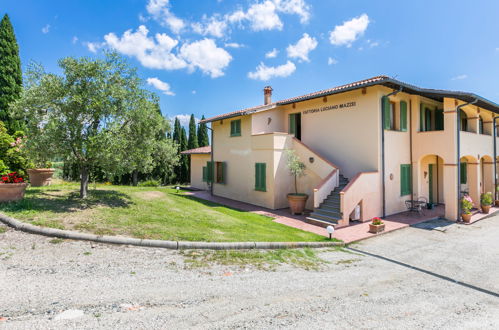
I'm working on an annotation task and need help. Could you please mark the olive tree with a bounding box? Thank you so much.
[14,52,176,197]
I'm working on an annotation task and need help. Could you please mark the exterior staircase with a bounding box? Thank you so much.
[306,174,349,227]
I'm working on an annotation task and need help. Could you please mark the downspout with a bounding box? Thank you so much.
[409,100,414,200]
[494,116,498,201]
[381,86,403,217]
[205,124,214,196]
[456,98,478,220]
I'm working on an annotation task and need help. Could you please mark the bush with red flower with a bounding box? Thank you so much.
[0,121,29,177]
[0,172,25,184]
[371,217,383,225]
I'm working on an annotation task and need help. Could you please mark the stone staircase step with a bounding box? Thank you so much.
[305,216,338,228]
[312,209,342,219]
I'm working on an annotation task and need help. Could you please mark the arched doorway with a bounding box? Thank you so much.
[480,155,494,195]
[419,155,445,205]
[460,155,479,207]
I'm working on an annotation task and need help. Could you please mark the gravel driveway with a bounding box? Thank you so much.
[1,216,499,329]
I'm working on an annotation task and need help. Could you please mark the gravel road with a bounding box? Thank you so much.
[1,216,499,329]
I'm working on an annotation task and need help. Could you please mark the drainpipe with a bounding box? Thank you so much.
[381,86,403,217]
[205,125,214,196]
[494,116,498,201]
[456,98,478,220]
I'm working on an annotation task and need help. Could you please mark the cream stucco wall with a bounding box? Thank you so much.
[190,154,211,190]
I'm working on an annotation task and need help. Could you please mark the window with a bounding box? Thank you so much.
[205,161,214,183]
[460,110,468,131]
[400,164,411,196]
[230,119,241,137]
[420,103,444,131]
[289,113,302,140]
[255,163,266,191]
[215,162,226,184]
[202,166,207,182]
[382,97,407,131]
[479,116,484,134]
[460,162,467,184]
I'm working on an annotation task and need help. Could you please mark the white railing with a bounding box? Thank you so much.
[313,169,338,208]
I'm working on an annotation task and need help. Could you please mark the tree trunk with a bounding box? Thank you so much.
[294,175,298,194]
[80,166,89,198]
[132,170,138,187]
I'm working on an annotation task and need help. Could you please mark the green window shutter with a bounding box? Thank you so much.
[400,164,411,196]
[382,96,391,130]
[221,162,227,184]
[289,114,296,135]
[425,108,432,131]
[435,109,444,130]
[255,163,266,191]
[460,163,467,184]
[400,101,407,132]
[207,161,214,182]
[420,103,425,131]
[230,120,241,136]
[202,166,207,182]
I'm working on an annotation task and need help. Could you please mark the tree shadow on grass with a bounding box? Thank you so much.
[0,188,132,214]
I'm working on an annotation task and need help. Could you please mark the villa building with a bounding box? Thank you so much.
[182,76,499,228]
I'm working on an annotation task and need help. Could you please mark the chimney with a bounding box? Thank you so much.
[263,86,273,105]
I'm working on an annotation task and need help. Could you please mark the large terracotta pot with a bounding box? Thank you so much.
[287,193,308,215]
[481,204,491,214]
[461,213,472,223]
[0,183,28,202]
[27,168,55,187]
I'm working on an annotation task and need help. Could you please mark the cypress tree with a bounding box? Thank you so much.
[197,115,209,147]
[180,126,189,182]
[0,14,23,133]
[172,117,181,145]
[187,114,198,150]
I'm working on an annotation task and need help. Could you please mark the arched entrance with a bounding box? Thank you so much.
[460,155,479,207]
[419,155,445,205]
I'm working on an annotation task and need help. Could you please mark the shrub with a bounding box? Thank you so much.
[480,192,493,206]
[138,179,160,187]
[461,195,473,214]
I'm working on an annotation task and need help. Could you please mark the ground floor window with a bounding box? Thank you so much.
[460,162,467,184]
[400,164,411,196]
[216,161,226,184]
[203,161,226,184]
[255,163,266,191]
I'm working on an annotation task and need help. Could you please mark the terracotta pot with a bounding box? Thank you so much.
[481,204,491,214]
[369,223,385,234]
[461,213,472,223]
[27,168,55,187]
[0,183,28,202]
[495,200,499,207]
[287,193,308,215]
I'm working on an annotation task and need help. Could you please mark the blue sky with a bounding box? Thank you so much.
[4,0,499,127]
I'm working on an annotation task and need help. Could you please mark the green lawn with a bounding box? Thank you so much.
[0,183,329,242]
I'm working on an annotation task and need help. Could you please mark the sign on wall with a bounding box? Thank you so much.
[302,101,357,115]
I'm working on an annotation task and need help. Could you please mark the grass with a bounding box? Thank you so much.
[181,248,328,270]
[0,183,331,243]
[0,226,6,234]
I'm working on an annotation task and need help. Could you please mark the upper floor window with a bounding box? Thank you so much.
[230,119,241,137]
[420,104,444,131]
[460,110,468,131]
[479,115,484,135]
[382,97,407,131]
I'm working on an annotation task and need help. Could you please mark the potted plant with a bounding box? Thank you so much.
[480,192,493,214]
[461,195,473,223]
[369,217,385,234]
[286,149,308,215]
[27,160,55,187]
[0,172,28,202]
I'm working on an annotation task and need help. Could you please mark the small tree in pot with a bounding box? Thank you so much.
[480,192,493,214]
[286,149,308,215]
[461,195,473,223]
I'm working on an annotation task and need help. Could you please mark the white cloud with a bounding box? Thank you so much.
[192,90,197,94]
[273,0,311,23]
[101,26,233,78]
[265,48,279,58]
[452,74,468,81]
[147,77,175,96]
[42,24,50,34]
[327,57,338,65]
[192,15,228,38]
[495,47,499,52]
[248,60,296,80]
[180,38,232,78]
[224,42,245,48]
[367,39,379,48]
[329,14,370,47]
[85,41,104,53]
[146,0,185,34]
[104,25,187,70]
[72,36,78,44]
[286,33,317,62]
[245,1,283,31]
[173,114,199,127]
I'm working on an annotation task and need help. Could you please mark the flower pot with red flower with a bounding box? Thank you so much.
[0,172,28,202]
[461,195,473,223]
[369,217,385,234]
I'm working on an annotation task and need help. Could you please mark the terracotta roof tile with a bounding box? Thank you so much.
[180,146,211,154]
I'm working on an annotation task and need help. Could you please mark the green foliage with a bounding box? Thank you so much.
[187,114,198,150]
[138,179,160,187]
[197,115,209,147]
[286,149,306,194]
[480,192,493,206]
[0,14,23,133]
[12,52,178,197]
[461,196,473,214]
[0,121,29,175]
